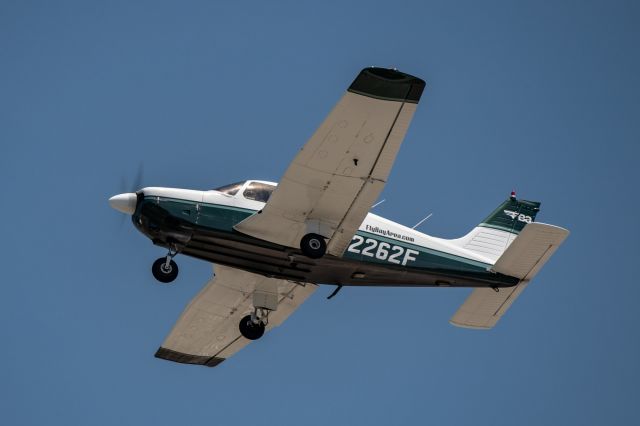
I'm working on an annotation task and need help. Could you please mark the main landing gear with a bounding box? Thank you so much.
[239,308,268,340]
[151,247,179,283]
[300,233,326,259]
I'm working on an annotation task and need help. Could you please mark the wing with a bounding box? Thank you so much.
[234,67,425,256]
[155,265,317,367]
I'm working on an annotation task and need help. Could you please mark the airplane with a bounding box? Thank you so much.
[109,67,569,367]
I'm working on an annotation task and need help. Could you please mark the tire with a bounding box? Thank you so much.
[152,257,179,283]
[300,233,326,259]
[238,315,265,340]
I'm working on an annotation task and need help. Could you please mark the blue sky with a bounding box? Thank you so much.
[1,1,639,424]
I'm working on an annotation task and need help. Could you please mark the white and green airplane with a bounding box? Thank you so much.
[110,67,569,367]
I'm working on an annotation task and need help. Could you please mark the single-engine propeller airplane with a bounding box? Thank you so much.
[110,67,569,367]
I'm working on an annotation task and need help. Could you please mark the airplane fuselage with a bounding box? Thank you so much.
[132,185,519,288]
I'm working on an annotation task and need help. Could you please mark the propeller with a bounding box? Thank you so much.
[130,162,144,194]
[118,162,144,194]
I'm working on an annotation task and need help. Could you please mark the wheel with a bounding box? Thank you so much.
[152,257,179,283]
[239,315,265,340]
[300,233,326,259]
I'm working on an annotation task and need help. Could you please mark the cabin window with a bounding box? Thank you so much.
[243,182,275,203]
[213,181,245,196]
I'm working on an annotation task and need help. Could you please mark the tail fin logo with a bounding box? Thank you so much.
[504,210,533,223]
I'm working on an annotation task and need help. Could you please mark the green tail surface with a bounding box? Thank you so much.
[449,194,542,263]
[479,196,541,234]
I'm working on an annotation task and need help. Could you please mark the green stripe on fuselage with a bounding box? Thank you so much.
[142,196,491,274]
[144,196,255,232]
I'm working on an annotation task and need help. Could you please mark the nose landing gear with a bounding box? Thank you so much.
[151,247,179,283]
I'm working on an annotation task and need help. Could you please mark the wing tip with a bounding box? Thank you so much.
[449,319,493,330]
[155,347,225,368]
[348,67,426,103]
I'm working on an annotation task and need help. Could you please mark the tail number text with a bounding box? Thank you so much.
[348,235,419,266]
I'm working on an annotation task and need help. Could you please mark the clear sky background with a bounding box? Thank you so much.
[1,1,639,425]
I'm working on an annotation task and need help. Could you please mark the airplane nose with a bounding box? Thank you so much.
[109,193,138,214]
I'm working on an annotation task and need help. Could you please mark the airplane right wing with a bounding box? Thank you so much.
[234,67,425,257]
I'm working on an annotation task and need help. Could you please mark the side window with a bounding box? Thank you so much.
[213,181,245,196]
[243,182,275,203]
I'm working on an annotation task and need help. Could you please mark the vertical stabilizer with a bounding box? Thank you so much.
[449,194,541,263]
[480,195,541,234]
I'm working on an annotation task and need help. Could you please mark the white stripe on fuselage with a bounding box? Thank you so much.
[140,186,496,266]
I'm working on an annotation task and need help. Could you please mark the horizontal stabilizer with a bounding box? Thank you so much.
[449,284,530,329]
[492,223,569,280]
[450,222,569,329]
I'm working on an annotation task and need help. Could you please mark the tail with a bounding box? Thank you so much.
[449,193,541,263]
[448,193,569,330]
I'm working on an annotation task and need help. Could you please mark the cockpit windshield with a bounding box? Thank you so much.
[243,182,276,203]
[213,181,246,196]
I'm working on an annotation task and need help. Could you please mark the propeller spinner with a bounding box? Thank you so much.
[109,193,137,214]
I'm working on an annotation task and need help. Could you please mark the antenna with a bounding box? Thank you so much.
[412,213,433,229]
[371,199,386,209]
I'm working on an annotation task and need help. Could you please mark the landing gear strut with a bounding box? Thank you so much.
[151,247,179,283]
[300,233,326,259]
[239,308,268,340]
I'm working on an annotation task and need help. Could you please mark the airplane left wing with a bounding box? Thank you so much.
[155,265,316,367]
[234,67,425,256]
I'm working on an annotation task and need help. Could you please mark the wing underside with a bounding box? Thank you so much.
[155,265,316,367]
[234,67,425,257]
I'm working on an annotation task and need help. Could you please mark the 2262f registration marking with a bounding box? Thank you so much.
[348,235,419,266]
